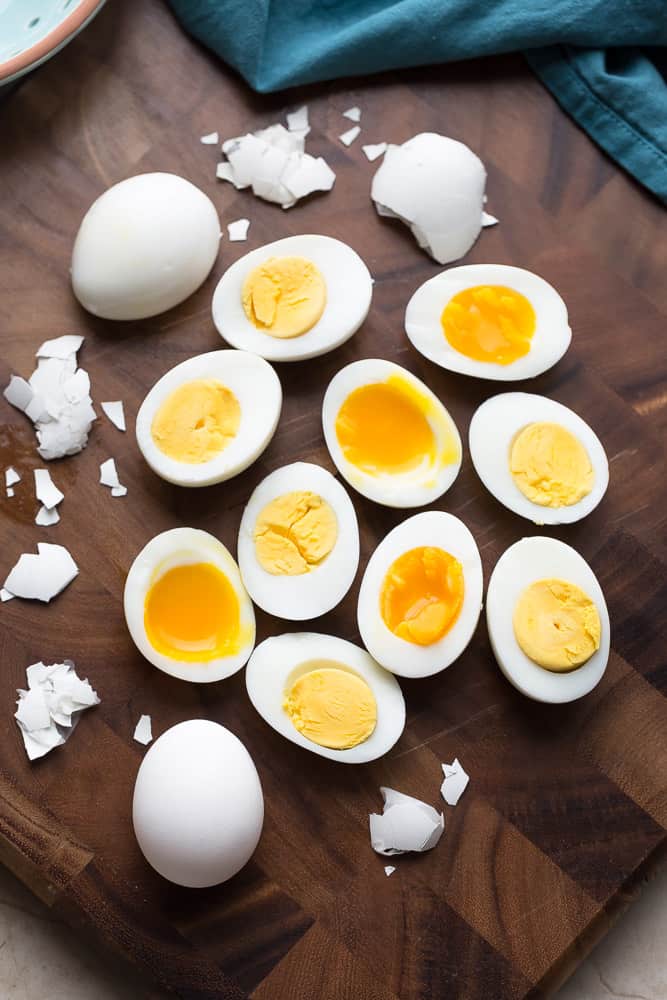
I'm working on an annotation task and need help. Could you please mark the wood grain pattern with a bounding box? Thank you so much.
[0,1,666,998]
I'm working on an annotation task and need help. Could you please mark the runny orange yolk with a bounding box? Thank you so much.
[441,285,536,365]
[380,546,464,646]
[144,562,242,661]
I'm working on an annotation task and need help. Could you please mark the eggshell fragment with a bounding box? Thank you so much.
[6,489,14,498]
[339,126,361,147]
[384,865,396,876]
[134,714,153,746]
[440,758,469,805]
[15,660,99,761]
[4,543,78,602]
[35,505,60,526]
[362,143,387,162]
[286,105,309,134]
[227,218,250,242]
[34,469,64,509]
[100,458,127,497]
[5,467,20,488]
[342,106,361,122]
[370,787,444,855]
[200,131,219,145]
[101,400,126,431]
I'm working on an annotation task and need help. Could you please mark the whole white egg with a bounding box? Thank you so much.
[132,720,263,887]
[71,172,221,321]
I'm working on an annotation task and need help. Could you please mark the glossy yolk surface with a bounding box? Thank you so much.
[242,256,327,338]
[144,562,243,661]
[151,379,240,464]
[441,285,536,365]
[513,578,601,672]
[254,490,338,575]
[510,422,594,508]
[381,546,464,646]
[283,663,377,749]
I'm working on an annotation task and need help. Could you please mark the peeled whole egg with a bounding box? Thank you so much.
[211,235,373,362]
[132,720,264,887]
[71,173,221,321]
[405,265,571,380]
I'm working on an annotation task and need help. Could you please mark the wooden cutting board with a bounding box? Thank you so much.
[0,2,665,997]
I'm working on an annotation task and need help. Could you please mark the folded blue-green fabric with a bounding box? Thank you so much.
[168,0,667,202]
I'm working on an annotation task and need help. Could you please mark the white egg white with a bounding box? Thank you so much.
[211,235,373,361]
[357,511,483,678]
[469,392,609,524]
[486,536,610,703]
[124,527,256,683]
[135,350,282,486]
[237,462,359,620]
[245,632,406,763]
[322,359,462,508]
[405,264,571,380]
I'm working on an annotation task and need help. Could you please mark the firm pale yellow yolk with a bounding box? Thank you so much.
[283,663,377,749]
[254,491,338,575]
[513,578,601,672]
[510,422,594,508]
[441,285,536,365]
[242,256,327,339]
[151,379,240,464]
[144,562,243,661]
[381,546,465,646]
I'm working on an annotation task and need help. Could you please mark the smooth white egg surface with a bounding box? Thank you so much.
[71,173,221,321]
[237,462,359,620]
[322,359,462,508]
[357,511,483,678]
[211,235,373,361]
[135,350,282,487]
[469,393,609,524]
[486,537,610,703]
[405,264,571,380]
[124,528,255,683]
[132,720,264,887]
[245,633,406,763]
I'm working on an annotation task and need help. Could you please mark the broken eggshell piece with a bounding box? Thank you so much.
[15,660,100,761]
[441,758,469,806]
[370,787,444,856]
[4,543,78,602]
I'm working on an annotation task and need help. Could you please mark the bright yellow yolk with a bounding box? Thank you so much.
[441,285,536,365]
[254,491,338,575]
[283,662,377,749]
[144,562,245,661]
[242,256,327,338]
[510,422,594,508]
[380,546,465,646]
[513,578,601,672]
[151,379,240,464]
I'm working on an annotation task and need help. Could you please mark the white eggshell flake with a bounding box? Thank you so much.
[238,462,360,620]
[4,543,78,602]
[371,133,492,265]
[441,758,469,805]
[487,537,610,704]
[342,106,361,122]
[134,715,153,746]
[101,401,126,431]
[5,467,20,488]
[362,143,387,162]
[135,350,282,487]
[405,265,571,380]
[370,787,444,855]
[357,511,483,678]
[469,393,609,524]
[227,218,250,242]
[15,660,99,761]
[339,126,360,146]
[212,235,372,362]
[246,633,406,763]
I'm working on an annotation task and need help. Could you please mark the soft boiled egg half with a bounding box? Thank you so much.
[358,511,483,677]
[124,528,255,682]
[405,264,571,380]
[135,350,282,486]
[486,536,610,703]
[212,235,373,361]
[469,393,609,524]
[322,359,462,507]
[246,633,405,762]
[238,462,359,620]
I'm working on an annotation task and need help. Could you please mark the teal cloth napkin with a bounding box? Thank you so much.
[168,0,667,202]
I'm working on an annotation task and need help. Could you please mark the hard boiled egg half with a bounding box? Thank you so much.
[405,264,571,380]
[322,359,462,507]
[135,350,282,486]
[124,528,255,682]
[358,512,483,678]
[237,462,359,620]
[486,537,610,703]
[246,633,405,762]
[469,393,609,524]
[212,235,372,361]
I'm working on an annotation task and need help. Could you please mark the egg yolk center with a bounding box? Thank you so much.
[380,546,464,646]
[510,422,594,508]
[513,578,601,672]
[144,562,242,661]
[441,285,536,365]
[242,256,327,339]
[151,379,240,464]
[254,490,338,576]
[283,661,377,749]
